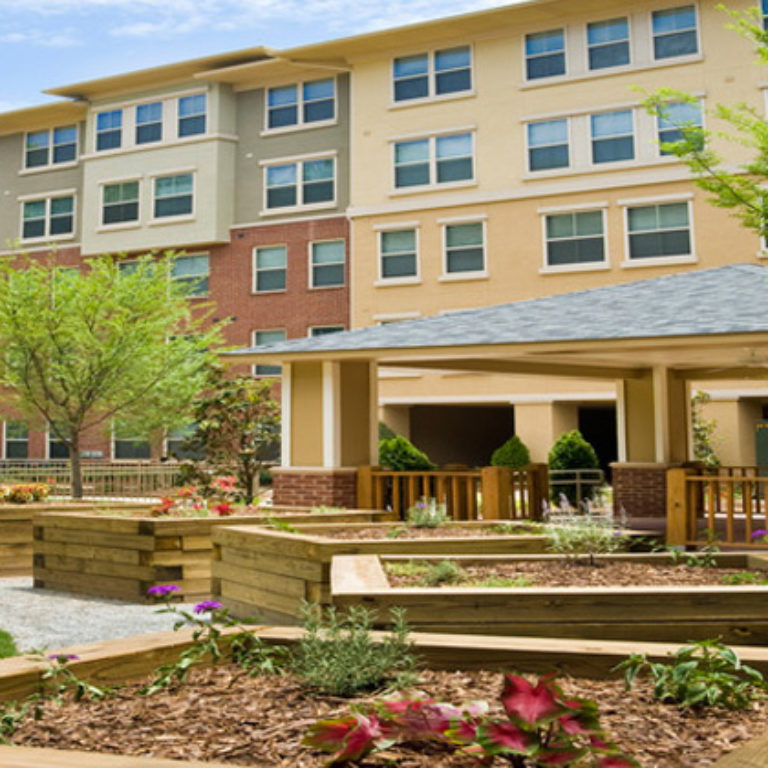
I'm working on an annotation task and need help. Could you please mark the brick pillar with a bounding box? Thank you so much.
[611,462,675,519]
[271,467,358,508]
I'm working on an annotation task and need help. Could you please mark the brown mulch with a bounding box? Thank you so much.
[320,525,537,540]
[9,665,768,767]
[386,561,768,588]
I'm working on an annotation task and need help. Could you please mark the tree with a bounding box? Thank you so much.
[181,370,281,503]
[0,253,224,498]
[692,390,721,467]
[490,434,531,468]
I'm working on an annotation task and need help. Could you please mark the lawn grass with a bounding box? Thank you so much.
[0,629,17,658]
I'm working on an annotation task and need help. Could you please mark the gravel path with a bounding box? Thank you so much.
[0,577,194,653]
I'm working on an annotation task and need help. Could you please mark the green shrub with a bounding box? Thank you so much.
[490,434,530,468]
[548,429,600,504]
[378,421,398,441]
[0,630,16,659]
[378,435,435,471]
[406,497,448,528]
[423,560,465,586]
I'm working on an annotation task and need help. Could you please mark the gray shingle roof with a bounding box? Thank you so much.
[228,264,768,358]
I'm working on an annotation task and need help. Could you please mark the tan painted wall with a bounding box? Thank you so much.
[623,374,656,463]
[339,361,372,466]
[515,402,579,462]
[702,399,763,466]
[290,362,324,466]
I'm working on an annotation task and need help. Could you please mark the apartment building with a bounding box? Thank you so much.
[0,0,766,468]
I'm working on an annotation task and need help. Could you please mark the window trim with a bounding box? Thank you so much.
[260,151,337,215]
[440,218,488,281]
[391,130,476,193]
[171,252,210,298]
[540,206,610,274]
[111,423,152,461]
[18,190,77,243]
[98,177,142,232]
[95,108,123,153]
[252,328,287,378]
[654,97,705,158]
[22,125,79,171]
[262,75,338,135]
[46,424,70,461]
[252,243,288,294]
[391,44,474,106]
[649,4,700,63]
[135,100,164,145]
[586,16,632,72]
[621,196,696,267]
[377,224,421,284]
[2,421,29,460]
[149,169,196,225]
[308,238,346,290]
[176,92,208,139]
[526,117,571,174]
[523,26,567,83]
[589,108,637,166]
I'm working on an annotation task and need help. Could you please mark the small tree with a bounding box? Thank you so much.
[692,391,721,467]
[548,429,600,504]
[181,370,281,503]
[379,435,435,471]
[490,434,531,468]
[0,253,224,498]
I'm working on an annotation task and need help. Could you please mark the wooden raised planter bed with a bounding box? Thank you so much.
[0,501,156,577]
[330,552,768,646]
[212,521,558,623]
[32,508,390,602]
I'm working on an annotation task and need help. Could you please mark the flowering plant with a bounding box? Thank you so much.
[0,483,50,504]
[150,479,240,517]
[305,673,638,767]
[751,529,768,546]
[406,497,449,528]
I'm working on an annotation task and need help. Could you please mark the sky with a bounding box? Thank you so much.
[0,0,522,112]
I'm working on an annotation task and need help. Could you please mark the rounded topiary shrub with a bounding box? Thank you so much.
[490,435,531,468]
[379,435,435,471]
[548,429,600,505]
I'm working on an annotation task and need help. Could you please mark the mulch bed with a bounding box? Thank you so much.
[317,525,538,540]
[386,561,768,588]
[9,665,767,766]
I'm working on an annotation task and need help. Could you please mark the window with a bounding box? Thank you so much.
[310,240,345,288]
[587,18,630,70]
[591,110,634,164]
[113,424,151,460]
[393,46,471,102]
[545,211,606,267]
[166,425,202,460]
[253,245,287,292]
[444,222,485,275]
[627,202,691,260]
[764,0,768,30]
[178,94,206,137]
[153,173,193,218]
[394,132,473,188]
[657,100,703,154]
[265,157,335,209]
[172,254,209,296]
[4,422,28,459]
[96,110,122,151]
[22,195,74,240]
[267,78,335,129]
[525,29,565,80]
[310,326,344,336]
[25,125,77,168]
[102,181,139,225]
[528,119,569,171]
[253,329,286,377]
[652,6,698,60]
[48,425,69,460]
[136,102,162,144]
[380,229,418,279]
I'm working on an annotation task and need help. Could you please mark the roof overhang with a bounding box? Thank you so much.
[0,101,89,136]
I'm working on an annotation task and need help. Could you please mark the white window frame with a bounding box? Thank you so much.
[252,243,288,294]
[654,97,705,159]
[95,108,123,153]
[46,424,69,461]
[375,223,421,285]
[260,152,337,215]
[439,216,488,281]
[176,92,207,139]
[149,169,196,224]
[391,129,475,192]
[523,27,567,83]
[22,125,79,171]
[649,4,700,63]
[111,423,152,461]
[620,195,696,268]
[589,108,636,166]
[252,328,286,378]
[308,238,346,290]
[171,252,210,297]
[18,190,77,243]
[2,421,29,460]
[99,177,141,231]
[390,45,474,106]
[263,76,338,134]
[135,101,164,145]
[586,16,631,72]
[525,118,571,174]
[539,204,610,274]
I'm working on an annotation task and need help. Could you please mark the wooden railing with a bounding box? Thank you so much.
[667,466,768,547]
[549,468,606,506]
[357,464,549,521]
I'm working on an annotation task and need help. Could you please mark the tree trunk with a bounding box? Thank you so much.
[70,435,83,499]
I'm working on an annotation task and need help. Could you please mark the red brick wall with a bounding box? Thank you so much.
[272,468,358,508]
[611,463,670,519]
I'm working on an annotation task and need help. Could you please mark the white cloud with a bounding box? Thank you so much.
[0,28,79,46]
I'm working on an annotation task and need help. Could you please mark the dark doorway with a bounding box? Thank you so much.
[578,404,617,478]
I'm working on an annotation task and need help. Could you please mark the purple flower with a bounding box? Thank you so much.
[48,653,79,662]
[193,600,223,614]
[147,584,181,597]
[751,529,768,539]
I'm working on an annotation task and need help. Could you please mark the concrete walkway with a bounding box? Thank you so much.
[0,577,193,653]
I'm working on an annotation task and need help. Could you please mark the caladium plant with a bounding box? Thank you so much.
[304,673,638,767]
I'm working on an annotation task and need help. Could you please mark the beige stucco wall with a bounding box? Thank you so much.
[290,362,324,466]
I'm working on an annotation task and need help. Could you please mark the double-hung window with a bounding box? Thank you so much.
[394,132,473,188]
[48,424,69,460]
[113,424,151,460]
[657,100,703,155]
[444,222,485,275]
[591,110,634,164]
[178,94,206,137]
[393,46,471,102]
[25,126,77,168]
[627,202,692,260]
[587,18,630,70]
[22,195,74,240]
[4,422,28,459]
[310,240,345,288]
[96,110,122,151]
[136,102,163,144]
[172,254,209,296]
[253,245,287,292]
[545,211,606,267]
[153,173,193,218]
[525,29,565,80]
[266,79,335,129]
[102,181,139,225]
[253,329,286,377]
[265,157,335,209]
[527,120,569,171]
[380,229,418,280]
[652,6,698,60]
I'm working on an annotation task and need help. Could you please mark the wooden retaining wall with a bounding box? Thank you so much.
[331,552,768,646]
[212,522,552,623]
[33,510,389,602]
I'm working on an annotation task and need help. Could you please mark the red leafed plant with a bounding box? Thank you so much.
[304,673,638,767]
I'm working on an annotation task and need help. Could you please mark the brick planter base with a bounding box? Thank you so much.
[611,462,672,518]
[271,468,358,508]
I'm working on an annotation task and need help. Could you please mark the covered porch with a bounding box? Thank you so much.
[228,265,768,545]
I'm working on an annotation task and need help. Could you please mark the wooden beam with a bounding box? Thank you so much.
[675,366,768,380]
[0,746,232,768]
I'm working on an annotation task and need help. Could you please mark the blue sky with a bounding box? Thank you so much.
[0,0,519,112]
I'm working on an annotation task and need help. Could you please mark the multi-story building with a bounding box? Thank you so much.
[1,0,767,469]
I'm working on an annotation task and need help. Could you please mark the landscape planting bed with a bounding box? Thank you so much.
[33,509,390,602]
[331,552,768,645]
[212,522,561,623]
